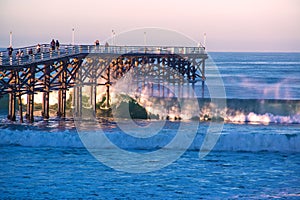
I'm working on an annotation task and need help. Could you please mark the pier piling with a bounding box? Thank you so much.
[8,92,16,121]
[57,63,67,118]
[26,65,36,123]
[42,65,50,119]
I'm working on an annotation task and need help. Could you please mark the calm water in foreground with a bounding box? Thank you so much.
[1,144,299,199]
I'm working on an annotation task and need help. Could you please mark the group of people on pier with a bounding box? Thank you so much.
[6,38,113,58]
[7,45,26,59]
[6,39,60,59]
[50,39,60,51]
[95,39,110,48]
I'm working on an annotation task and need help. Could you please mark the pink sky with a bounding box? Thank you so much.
[0,0,299,51]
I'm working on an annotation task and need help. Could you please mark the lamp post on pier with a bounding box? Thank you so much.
[144,31,147,46]
[72,28,75,45]
[9,31,13,47]
[144,31,147,53]
[112,30,116,46]
[203,33,206,49]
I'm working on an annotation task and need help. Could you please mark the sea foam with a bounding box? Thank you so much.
[0,126,299,152]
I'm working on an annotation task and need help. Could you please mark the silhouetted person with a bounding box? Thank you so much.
[50,39,55,50]
[56,40,60,50]
[7,46,13,56]
[105,42,109,52]
[16,51,20,58]
[36,44,41,53]
[28,48,33,60]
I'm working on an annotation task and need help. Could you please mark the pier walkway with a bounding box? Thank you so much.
[0,44,206,67]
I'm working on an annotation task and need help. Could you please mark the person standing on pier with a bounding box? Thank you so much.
[56,40,60,50]
[105,42,109,52]
[95,40,100,51]
[50,39,55,51]
[7,46,13,57]
[36,44,41,53]
[28,48,33,60]
[16,50,20,58]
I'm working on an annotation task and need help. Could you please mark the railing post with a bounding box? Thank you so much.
[10,56,12,65]
[41,53,44,60]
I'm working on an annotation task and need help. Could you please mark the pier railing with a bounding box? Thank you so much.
[0,44,206,67]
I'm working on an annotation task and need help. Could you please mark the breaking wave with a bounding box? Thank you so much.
[0,124,299,152]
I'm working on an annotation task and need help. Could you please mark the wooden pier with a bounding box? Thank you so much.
[0,44,207,123]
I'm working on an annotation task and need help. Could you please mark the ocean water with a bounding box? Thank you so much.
[1,52,300,199]
[1,145,299,199]
[204,52,300,99]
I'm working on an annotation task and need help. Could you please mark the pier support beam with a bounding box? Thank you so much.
[201,58,206,98]
[42,65,50,119]
[8,92,16,121]
[17,94,23,123]
[57,63,67,118]
[26,90,30,119]
[74,67,82,117]
[90,66,97,116]
[16,71,23,123]
[7,70,16,121]
[26,66,35,123]
[105,65,110,108]
[90,83,97,116]
[75,85,82,117]
[26,92,34,123]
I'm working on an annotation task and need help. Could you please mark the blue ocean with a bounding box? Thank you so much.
[1,52,300,199]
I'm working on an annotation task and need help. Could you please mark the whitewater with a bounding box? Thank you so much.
[0,121,299,153]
